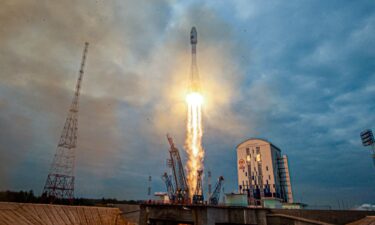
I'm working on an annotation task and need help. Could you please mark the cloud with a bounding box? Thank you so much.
[0,0,374,205]
[0,0,248,199]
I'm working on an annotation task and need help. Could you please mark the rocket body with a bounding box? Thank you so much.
[191,27,197,45]
[186,27,204,198]
[190,27,200,92]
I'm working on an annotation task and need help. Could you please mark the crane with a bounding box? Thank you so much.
[209,176,224,205]
[161,172,175,201]
[166,134,189,202]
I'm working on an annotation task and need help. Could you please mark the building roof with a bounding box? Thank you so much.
[235,137,281,152]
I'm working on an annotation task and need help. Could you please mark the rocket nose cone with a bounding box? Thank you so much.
[190,27,197,44]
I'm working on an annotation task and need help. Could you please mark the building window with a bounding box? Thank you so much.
[266,180,269,184]
[269,175,271,180]
[245,172,247,176]
[246,148,250,155]
[266,166,269,171]
[256,147,260,154]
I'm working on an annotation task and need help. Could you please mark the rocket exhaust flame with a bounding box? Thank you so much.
[185,27,204,198]
[186,92,204,198]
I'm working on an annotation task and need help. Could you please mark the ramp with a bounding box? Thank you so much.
[0,202,126,225]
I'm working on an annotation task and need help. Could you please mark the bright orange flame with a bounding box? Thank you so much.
[185,92,204,198]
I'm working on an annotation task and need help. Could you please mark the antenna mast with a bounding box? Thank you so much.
[43,42,89,201]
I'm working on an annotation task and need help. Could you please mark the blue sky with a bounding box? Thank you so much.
[0,0,374,208]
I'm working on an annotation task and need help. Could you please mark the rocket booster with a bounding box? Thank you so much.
[190,27,200,92]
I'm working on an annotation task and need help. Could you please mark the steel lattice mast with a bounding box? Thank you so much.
[192,169,204,204]
[43,42,89,201]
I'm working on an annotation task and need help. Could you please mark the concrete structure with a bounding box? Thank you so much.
[236,138,293,206]
[0,202,126,225]
[140,203,375,225]
[347,216,375,225]
[115,204,140,225]
[5,202,374,225]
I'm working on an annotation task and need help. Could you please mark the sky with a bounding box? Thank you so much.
[0,0,374,208]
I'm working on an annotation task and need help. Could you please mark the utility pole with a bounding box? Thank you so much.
[208,170,212,196]
[148,175,152,196]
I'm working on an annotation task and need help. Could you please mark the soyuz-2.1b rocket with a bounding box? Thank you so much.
[189,27,201,93]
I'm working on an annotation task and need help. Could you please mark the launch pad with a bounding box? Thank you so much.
[139,203,375,225]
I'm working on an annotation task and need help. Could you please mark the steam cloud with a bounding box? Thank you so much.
[0,0,248,198]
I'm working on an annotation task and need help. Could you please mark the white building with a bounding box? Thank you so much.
[236,138,293,206]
